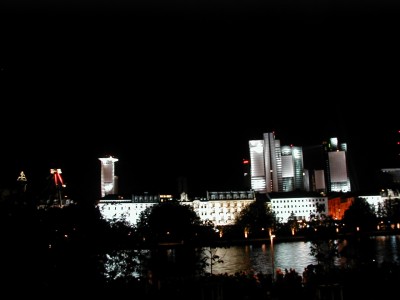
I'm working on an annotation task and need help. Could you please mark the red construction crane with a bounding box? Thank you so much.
[50,168,66,205]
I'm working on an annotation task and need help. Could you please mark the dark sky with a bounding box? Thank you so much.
[1,0,399,202]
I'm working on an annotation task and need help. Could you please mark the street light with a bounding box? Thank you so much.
[270,234,275,281]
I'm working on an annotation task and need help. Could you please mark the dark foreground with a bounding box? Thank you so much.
[4,260,398,300]
[105,262,399,300]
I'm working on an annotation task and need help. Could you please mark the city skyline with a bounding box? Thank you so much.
[1,124,399,202]
[2,0,399,202]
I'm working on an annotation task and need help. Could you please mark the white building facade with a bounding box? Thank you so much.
[270,193,329,223]
[98,191,256,226]
[181,191,256,226]
[98,194,160,225]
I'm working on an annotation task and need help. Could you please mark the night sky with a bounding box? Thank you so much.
[1,0,399,202]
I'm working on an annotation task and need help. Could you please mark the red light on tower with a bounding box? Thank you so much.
[242,158,251,189]
[397,130,400,145]
[50,169,64,186]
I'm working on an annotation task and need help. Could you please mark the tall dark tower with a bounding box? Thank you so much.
[49,168,65,206]
[242,158,251,189]
[177,176,188,195]
[397,130,400,160]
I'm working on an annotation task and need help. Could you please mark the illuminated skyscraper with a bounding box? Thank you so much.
[249,140,267,193]
[313,169,326,192]
[323,137,351,193]
[99,156,119,198]
[249,132,304,193]
[281,145,304,192]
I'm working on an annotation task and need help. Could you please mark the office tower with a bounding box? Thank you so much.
[99,156,119,198]
[324,137,351,193]
[313,169,326,192]
[249,140,267,193]
[249,132,304,193]
[264,132,281,192]
[303,169,310,191]
[281,145,304,192]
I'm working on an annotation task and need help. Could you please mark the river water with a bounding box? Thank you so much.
[104,235,400,279]
[207,235,400,275]
[206,240,313,275]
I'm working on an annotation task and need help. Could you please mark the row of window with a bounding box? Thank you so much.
[273,204,317,208]
[272,199,326,203]
[274,210,317,214]
[100,204,153,210]
[192,203,247,209]
[209,194,254,200]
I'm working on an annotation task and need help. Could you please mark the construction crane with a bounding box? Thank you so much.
[49,168,66,206]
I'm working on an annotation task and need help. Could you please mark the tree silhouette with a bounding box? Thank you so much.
[0,192,109,296]
[201,246,224,275]
[135,200,217,279]
[234,198,276,238]
[309,239,339,272]
[136,200,210,244]
[342,197,377,232]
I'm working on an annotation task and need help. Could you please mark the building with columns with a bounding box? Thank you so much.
[98,190,256,226]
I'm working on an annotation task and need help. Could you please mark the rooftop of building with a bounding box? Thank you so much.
[267,191,326,199]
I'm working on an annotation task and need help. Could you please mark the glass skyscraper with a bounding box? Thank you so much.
[249,132,304,193]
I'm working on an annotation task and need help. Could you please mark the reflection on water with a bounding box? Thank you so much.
[206,235,400,275]
[208,241,317,275]
[104,249,149,279]
[104,235,400,279]
[373,235,400,264]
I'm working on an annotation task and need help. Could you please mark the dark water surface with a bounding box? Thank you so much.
[208,235,400,275]
[105,235,400,278]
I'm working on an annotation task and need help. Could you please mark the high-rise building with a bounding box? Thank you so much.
[281,145,304,192]
[303,169,310,191]
[323,137,351,193]
[380,168,400,186]
[249,139,267,193]
[177,176,188,195]
[313,169,326,192]
[99,156,119,198]
[242,158,251,190]
[249,132,304,193]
